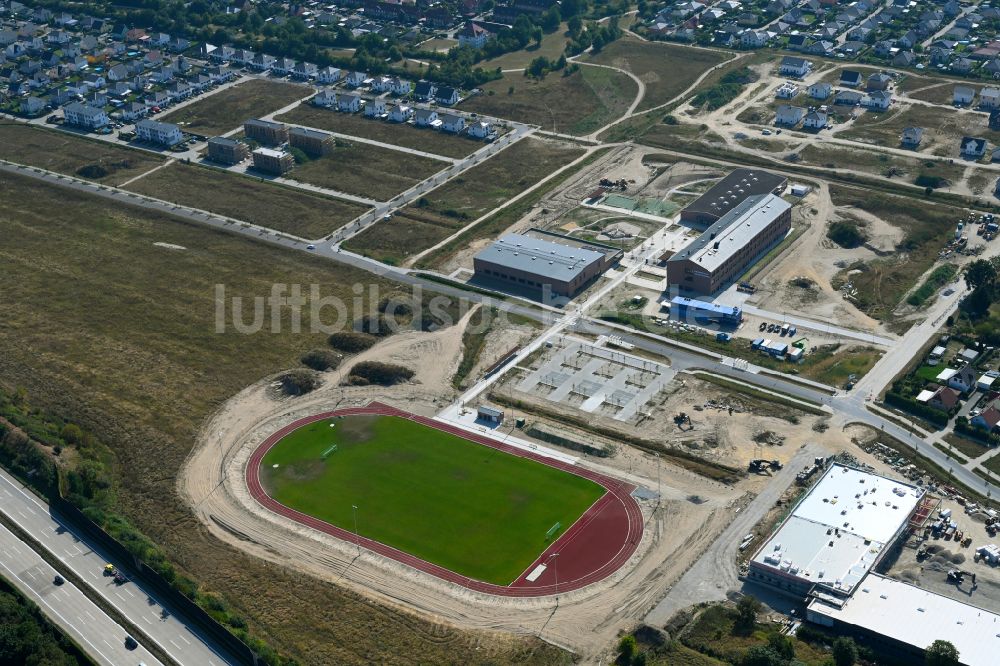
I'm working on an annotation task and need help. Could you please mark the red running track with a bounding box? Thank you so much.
[245,402,643,597]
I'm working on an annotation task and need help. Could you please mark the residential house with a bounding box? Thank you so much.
[231,48,255,65]
[292,61,316,79]
[346,70,367,87]
[776,82,798,99]
[414,108,438,127]
[928,386,960,412]
[862,90,892,110]
[20,95,43,115]
[835,90,863,106]
[317,67,342,84]
[775,104,805,126]
[338,93,360,113]
[121,101,147,122]
[961,136,987,159]
[62,102,109,129]
[272,57,296,76]
[435,86,459,105]
[144,91,168,108]
[457,21,493,49]
[168,37,190,53]
[143,50,163,68]
[982,87,1000,110]
[786,34,808,51]
[312,89,337,107]
[740,30,769,49]
[972,407,1000,432]
[954,85,976,105]
[897,29,919,49]
[803,109,827,129]
[440,113,465,133]
[388,77,410,96]
[251,147,294,175]
[370,75,393,93]
[107,63,130,82]
[165,81,192,102]
[948,364,978,393]
[207,136,249,165]
[468,120,493,139]
[990,110,1000,130]
[951,57,974,74]
[85,91,107,108]
[893,51,916,68]
[807,82,831,99]
[364,98,387,117]
[867,72,892,91]
[901,126,923,148]
[211,45,235,62]
[414,81,436,101]
[388,104,412,122]
[840,70,862,87]
[250,53,275,71]
[135,118,183,146]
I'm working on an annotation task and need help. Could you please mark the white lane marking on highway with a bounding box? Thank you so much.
[178,634,191,645]
[16,509,26,518]
[26,570,36,580]
[115,591,126,602]
[85,610,96,621]
[0,548,118,666]
[169,638,182,649]
[123,587,135,597]
[143,615,153,625]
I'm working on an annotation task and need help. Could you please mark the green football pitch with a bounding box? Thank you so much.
[260,414,606,584]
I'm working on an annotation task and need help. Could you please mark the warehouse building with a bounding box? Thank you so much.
[207,136,249,165]
[251,147,294,175]
[288,126,335,157]
[244,118,288,146]
[667,193,792,295]
[748,464,924,599]
[473,232,619,300]
[681,168,788,225]
[806,574,999,666]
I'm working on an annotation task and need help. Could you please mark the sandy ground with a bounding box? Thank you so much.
[178,310,748,661]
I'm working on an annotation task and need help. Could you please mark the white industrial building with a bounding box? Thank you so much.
[807,574,1000,666]
[748,464,924,598]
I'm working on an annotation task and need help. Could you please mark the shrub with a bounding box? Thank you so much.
[328,331,378,353]
[347,361,414,386]
[827,220,867,248]
[76,163,110,178]
[300,349,342,371]
[278,369,321,395]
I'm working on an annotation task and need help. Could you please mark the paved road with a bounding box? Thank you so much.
[0,469,236,666]
[0,521,163,666]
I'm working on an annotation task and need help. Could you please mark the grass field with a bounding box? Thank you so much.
[461,66,638,135]
[586,38,730,111]
[0,172,568,664]
[286,140,445,201]
[275,105,482,159]
[124,161,370,238]
[159,79,311,135]
[481,25,570,71]
[0,122,164,185]
[261,414,604,584]
[343,137,584,264]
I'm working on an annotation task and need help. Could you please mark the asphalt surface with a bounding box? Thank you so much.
[0,468,235,666]
[0,520,163,666]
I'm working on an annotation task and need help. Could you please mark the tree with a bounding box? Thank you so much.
[965,258,998,291]
[832,637,858,666]
[767,633,794,660]
[925,639,960,666]
[568,15,584,39]
[617,635,636,664]
[741,645,785,666]
[734,595,761,634]
[541,6,561,32]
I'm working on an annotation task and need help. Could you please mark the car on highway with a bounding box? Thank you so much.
[124,636,138,650]
[53,575,64,585]
[306,244,316,250]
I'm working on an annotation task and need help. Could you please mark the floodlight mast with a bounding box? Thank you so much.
[352,504,360,556]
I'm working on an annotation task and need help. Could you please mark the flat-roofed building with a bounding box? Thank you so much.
[251,147,294,175]
[207,136,249,165]
[288,126,334,157]
[135,118,183,146]
[807,574,999,666]
[681,168,788,225]
[473,232,617,299]
[748,464,924,599]
[244,118,288,146]
[667,193,792,295]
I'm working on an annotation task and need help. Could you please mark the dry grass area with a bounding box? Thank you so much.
[160,79,312,135]
[0,122,164,185]
[275,104,482,159]
[586,37,731,111]
[838,103,1000,157]
[481,24,570,70]
[461,66,638,135]
[124,161,369,238]
[286,140,445,201]
[0,171,567,666]
[344,137,584,263]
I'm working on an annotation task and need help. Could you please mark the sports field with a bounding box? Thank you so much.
[259,414,606,585]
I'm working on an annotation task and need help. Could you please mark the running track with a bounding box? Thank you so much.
[245,402,643,597]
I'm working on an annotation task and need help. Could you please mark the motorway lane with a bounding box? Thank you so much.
[0,469,236,666]
[0,521,162,666]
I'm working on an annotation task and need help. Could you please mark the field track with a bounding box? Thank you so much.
[245,402,643,597]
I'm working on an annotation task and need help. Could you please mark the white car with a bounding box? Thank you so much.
[306,244,315,250]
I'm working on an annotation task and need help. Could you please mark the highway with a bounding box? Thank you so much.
[0,520,162,666]
[0,468,236,666]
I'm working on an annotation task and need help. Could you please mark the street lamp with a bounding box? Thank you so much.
[352,504,360,556]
